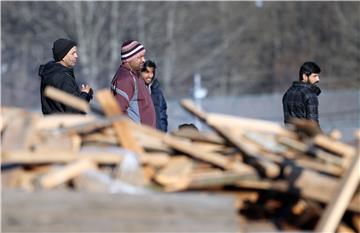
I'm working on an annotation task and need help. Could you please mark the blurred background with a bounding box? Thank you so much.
[1,1,359,141]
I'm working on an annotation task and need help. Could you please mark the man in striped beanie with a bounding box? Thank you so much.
[110,40,156,128]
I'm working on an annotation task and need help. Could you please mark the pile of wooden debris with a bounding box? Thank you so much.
[1,88,359,232]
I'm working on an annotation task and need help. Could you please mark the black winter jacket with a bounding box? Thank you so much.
[39,61,92,115]
[282,81,321,125]
[149,79,168,132]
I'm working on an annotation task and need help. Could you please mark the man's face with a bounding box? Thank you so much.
[308,73,320,85]
[129,51,145,72]
[303,73,320,85]
[141,67,155,85]
[62,46,78,68]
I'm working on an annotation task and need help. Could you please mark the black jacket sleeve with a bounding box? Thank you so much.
[60,74,92,114]
[158,90,168,132]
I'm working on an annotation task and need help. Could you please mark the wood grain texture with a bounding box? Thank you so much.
[2,191,241,232]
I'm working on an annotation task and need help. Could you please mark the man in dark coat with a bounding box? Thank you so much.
[39,38,92,115]
[140,60,168,132]
[282,61,321,126]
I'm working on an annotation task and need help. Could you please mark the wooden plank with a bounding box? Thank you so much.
[155,156,193,187]
[95,89,145,156]
[1,167,51,192]
[2,191,240,232]
[288,118,322,136]
[353,214,360,233]
[313,134,356,157]
[26,129,78,153]
[288,168,360,213]
[181,99,345,178]
[0,107,27,133]
[278,136,345,167]
[1,112,33,152]
[206,112,296,138]
[163,135,258,177]
[34,114,96,130]
[315,152,360,233]
[133,130,172,152]
[0,149,168,168]
[190,141,229,153]
[172,129,225,144]
[180,99,283,178]
[337,223,356,233]
[129,121,258,177]
[81,132,118,145]
[44,86,90,113]
[2,150,122,165]
[181,99,296,137]
[167,171,260,192]
[40,158,97,189]
[295,158,343,176]
[329,129,342,140]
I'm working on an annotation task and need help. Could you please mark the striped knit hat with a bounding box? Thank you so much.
[121,40,146,62]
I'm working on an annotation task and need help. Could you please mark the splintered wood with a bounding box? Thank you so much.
[1,93,359,232]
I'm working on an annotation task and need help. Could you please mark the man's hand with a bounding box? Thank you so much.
[81,84,92,93]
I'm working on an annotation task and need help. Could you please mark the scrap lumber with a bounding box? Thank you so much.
[133,130,172,153]
[81,132,118,145]
[34,114,96,131]
[26,129,79,153]
[277,136,345,167]
[337,223,356,233]
[180,99,350,177]
[287,167,360,213]
[40,158,97,189]
[294,158,343,176]
[180,100,283,178]
[2,150,123,165]
[95,89,145,157]
[129,120,259,177]
[155,156,193,187]
[172,129,225,144]
[44,86,90,113]
[313,134,356,158]
[1,111,36,152]
[72,170,111,192]
[329,129,343,140]
[2,191,241,232]
[189,141,229,154]
[1,100,359,233]
[0,107,27,133]
[289,118,322,136]
[353,214,360,232]
[167,170,261,192]
[206,112,296,138]
[315,152,360,232]
[163,136,258,176]
[2,166,51,192]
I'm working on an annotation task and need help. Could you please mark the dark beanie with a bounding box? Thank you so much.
[52,38,77,62]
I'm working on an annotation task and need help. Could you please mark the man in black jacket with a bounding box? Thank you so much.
[282,61,321,126]
[39,38,92,114]
[140,60,168,132]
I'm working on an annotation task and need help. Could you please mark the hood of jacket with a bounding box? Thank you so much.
[39,61,74,81]
[150,78,161,90]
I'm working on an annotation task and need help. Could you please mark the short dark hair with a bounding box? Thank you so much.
[141,60,157,75]
[299,61,321,81]
[178,123,198,131]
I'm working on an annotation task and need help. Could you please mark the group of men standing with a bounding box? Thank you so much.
[39,38,168,132]
[39,38,321,132]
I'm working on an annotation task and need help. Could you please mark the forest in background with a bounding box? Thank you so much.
[1,1,359,109]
